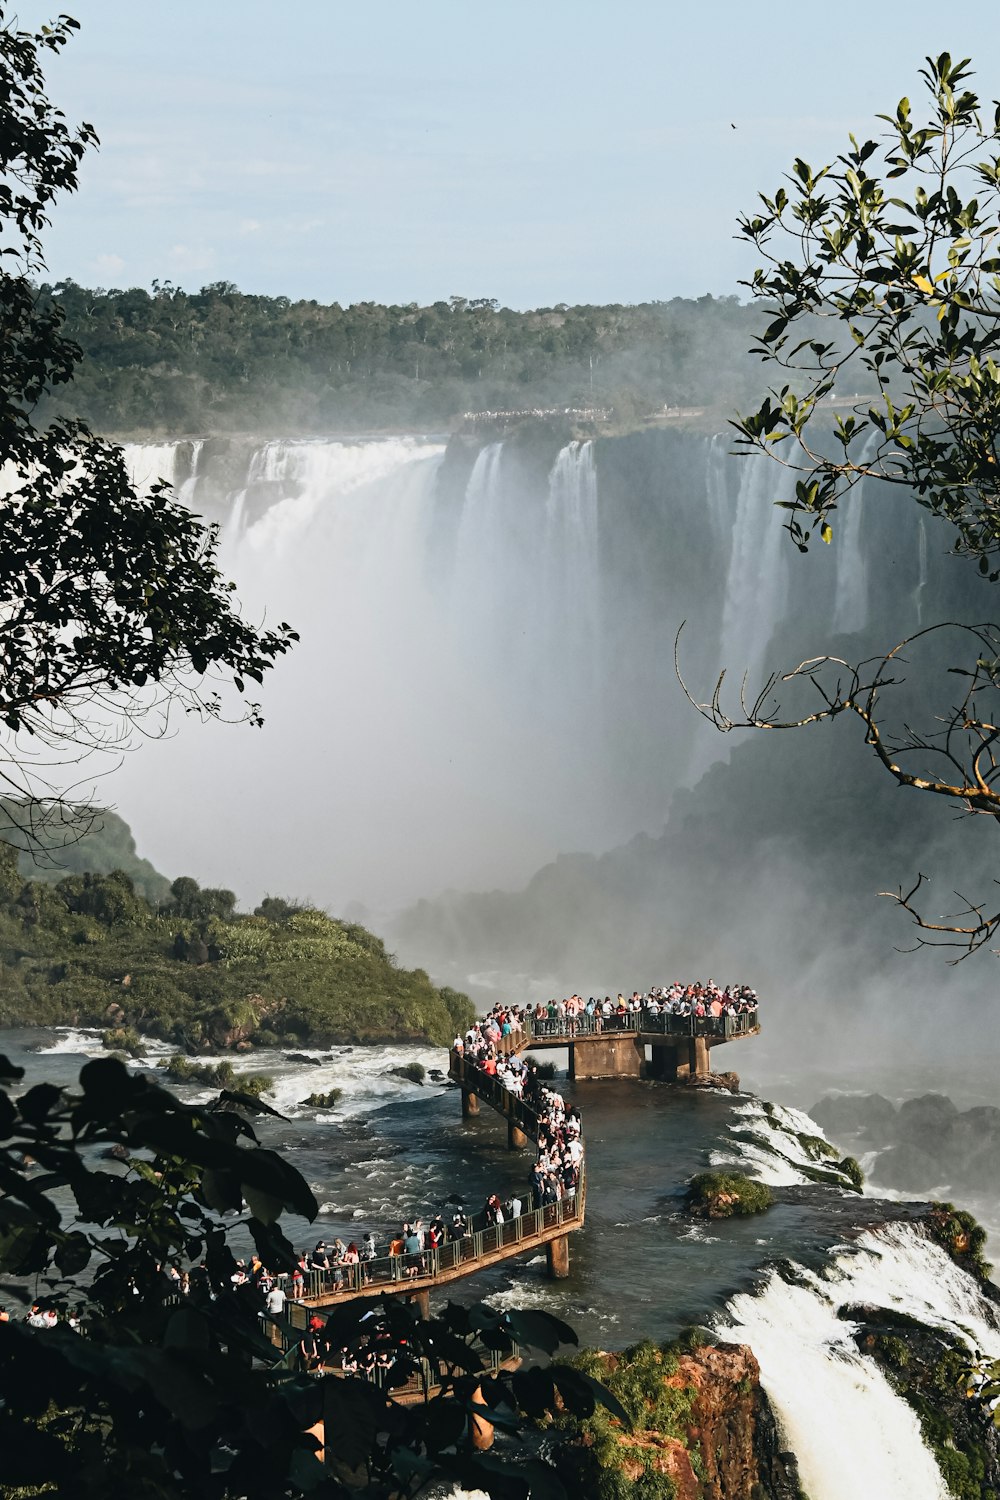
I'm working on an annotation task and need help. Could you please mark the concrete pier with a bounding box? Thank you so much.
[409,1289,430,1319]
[461,1090,479,1118]
[568,1032,645,1080]
[545,1234,570,1279]
[508,1120,529,1150]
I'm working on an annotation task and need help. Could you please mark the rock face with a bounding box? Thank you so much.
[665,1344,801,1500]
[811,1091,1000,1198]
[562,1341,801,1500]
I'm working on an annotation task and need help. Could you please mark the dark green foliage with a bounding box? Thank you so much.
[735,53,1000,568]
[38,283,767,438]
[686,1172,773,1217]
[0,1054,617,1498]
[0,840,474,1047]
[838,1156,865,1192]
[927,1203,993,1282]
[533,1061,557,1080]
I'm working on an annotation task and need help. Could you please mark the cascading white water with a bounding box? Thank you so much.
[541,440,602,706]
[831,482,869,635]
[124,442,182,494]
[717,454,794,695]
[111,435,625,910]
[109,429,943,915]
[718,1223,1000,1500]
[916,516,929,626]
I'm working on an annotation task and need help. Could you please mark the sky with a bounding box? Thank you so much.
[15,0,1000,309]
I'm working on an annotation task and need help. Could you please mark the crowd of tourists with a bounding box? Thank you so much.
[456,1005,585,1207]
[451,982,759,1042]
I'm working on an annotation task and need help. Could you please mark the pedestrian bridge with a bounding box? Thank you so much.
[288,1056,585,1321]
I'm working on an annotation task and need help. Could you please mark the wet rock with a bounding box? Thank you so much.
[897,1093,958,1154]
[811,1092,897,1141]
[871,1142,943,1193]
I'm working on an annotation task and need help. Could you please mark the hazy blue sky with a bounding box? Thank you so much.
[16,0,998,307]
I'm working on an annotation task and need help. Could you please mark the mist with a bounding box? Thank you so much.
[97,424,997,1086]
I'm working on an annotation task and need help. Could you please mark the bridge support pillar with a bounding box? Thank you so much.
[546,1233,570,1279]
[470,1383,495,1451]
[410,1289,430,1320]
[692,1036,710,1077]
[508,1120,528,1150]
[462,1090,479,1119]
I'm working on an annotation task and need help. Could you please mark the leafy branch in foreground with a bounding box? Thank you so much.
[0,1054,618,1498]
[676,619,1000,957]
[734,52,1000,565]
[0,6,297,833]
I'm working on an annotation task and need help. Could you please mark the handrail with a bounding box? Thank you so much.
[293,1175,584,1303]
[481,1007,759,1049]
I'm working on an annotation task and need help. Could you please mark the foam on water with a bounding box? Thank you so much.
[34,1028,106,1056]
[716,1097,851,1187]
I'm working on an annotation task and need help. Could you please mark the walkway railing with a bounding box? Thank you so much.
[487,1006,759,1049]
[448,1052,543,1138]
[297,1180,584,1302]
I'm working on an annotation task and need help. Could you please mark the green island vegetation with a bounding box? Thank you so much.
[845,1303,998,1500]
[686,1172,773,1218]
[927,1203,993,1283]
[1,800,172,906]
[563,1340,696,1500]
[0,831,473,1050]
[300,1087,342,1109]
[157,1054,274,1099]
[37,281,768,437]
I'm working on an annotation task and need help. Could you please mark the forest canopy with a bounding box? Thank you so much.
[0,831,472,1049]
[38,282,766,435]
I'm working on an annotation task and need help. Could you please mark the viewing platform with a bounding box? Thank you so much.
[477,1007,760,1082]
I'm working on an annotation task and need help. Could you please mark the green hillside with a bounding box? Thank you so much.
[37,281,764,436]
[0,840,471,1049]
[1,801,173,906]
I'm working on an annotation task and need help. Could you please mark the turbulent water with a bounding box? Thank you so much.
[6,1026,997,1500]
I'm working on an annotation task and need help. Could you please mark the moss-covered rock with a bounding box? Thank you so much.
[389,1062,426,1086]
[558,1338,803,1500]
[301,1088,342,1109]
[686,1172,773,1218]
[927,1203,993,1283]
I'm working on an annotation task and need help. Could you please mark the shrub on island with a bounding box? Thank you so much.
[927,1202,992,1282]
[159,1054,274,1098]
[389,1061,426,1086]
[686,1171,773,1218]
[301,1088,342,1109]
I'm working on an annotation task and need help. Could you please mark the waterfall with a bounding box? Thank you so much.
[105,428,973,915]
[831,481,869,635]
[916,516,929,626]
[542,440,602,704]
[717,453,794,697]
[123,442,181,495]
[717,1223,1000,1500]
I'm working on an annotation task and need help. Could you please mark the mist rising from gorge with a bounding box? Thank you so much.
[105,425,998,1080]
